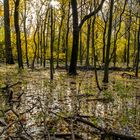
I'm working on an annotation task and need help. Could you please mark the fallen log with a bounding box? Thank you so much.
[56,66,135,72]
[121,73,138,79]
[49,133,83,139]
[75,117,136,140]
[0,81,22,91]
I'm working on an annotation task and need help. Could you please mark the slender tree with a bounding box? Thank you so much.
[101,10,108,64]
[23,0,29,67]
[111,0,127,66]
[92,14,102,91]
[135,20,140,77]
[32,23,39,69]
[127,9,132,67]
[50,5,54,80]
[43,8,49,68]
[14,0,23,68]
[65,2,70,70]
[56,5,64,68]
[85,19,91,66]
[103,0,114,84]
[79,0,83,65]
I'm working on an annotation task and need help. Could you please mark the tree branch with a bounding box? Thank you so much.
[76,117,137,140]
[78,0,106,29]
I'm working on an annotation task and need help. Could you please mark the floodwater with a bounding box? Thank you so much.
[0,65,140,140]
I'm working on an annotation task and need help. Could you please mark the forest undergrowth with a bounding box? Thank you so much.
[0,65,139,140]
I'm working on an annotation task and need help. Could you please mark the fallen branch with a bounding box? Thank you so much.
[0,121,17,136]
[50,133,83,139]
[1,82,22,91]
[121,73,138,79]
[11,109,34,140]
[75,117,136,140]
[56,66,135,72]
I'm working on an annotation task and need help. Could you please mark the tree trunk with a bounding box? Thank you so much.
[69,0,79,75]
[79,0,83,65]
[23,0,29,67]
[50,6,54,80]
[40,24,43,66]
[32,24,38,69]
[102,20,107,64]
[113,19,117,67]
[112,0,126,67]
[103,0,114,84]
[14,0,23,68]
[4,0,14,64]
[37,23,40,64]
[65,2,70,71]
[92,15,102,91]
[69,0,105,75]
[135,20,140,77]
[85,20,91,66]
[43,9,49,68]
[127,9,132,67]
[57,14,64,68]
[133,31,137,68]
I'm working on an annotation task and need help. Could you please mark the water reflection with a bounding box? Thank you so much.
[0,69,139,139]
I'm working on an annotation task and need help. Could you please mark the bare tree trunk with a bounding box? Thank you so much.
[127,8,132,67]
[40,24,43,66]
[79,0,83,65]
[92,14,102,91]
[69,0,79,75]
[4,0,14,64]
[113,19,117,67]
[69,0,105,75]
[85,19,91,66]
[50,6,54,80]
[112,0,127,67]
[43,9,49,68]
[56,13,64,68]
[65,2,70,70]
[135,20,140,77]
[102,20,107,64]
[32,25,38,69]
[133,30,137,68]
[37,21,40,64]
[103,0,114,84]
[23,0,29,67]
[14,0,23,68]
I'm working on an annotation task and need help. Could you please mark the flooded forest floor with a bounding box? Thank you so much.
[0,65,140,140]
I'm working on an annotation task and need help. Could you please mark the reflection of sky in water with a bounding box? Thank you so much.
[1,68,139,139]
[20,76,138,138]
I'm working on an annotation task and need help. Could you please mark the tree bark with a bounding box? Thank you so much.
[69,0,105,75]
[23,0,29,67]
[92,14,102,91]
[103,0,114,84]
[79,0,83,65]
[32,24,38,69]
[65,2,70,71]
[50,6,54,80]
[135,20,140,77]
[43,9,49,68]
[4,0,14,64]
[56,11,64,68]
[69,0,79,75]
[14,0,23,68]
[85,20,91,66]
